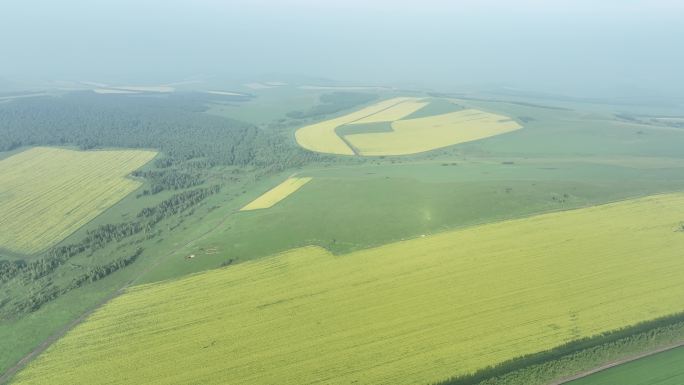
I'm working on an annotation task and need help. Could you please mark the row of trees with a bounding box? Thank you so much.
[0,89,351,318]
[132,169,205,195]
[4,248,142,316]
[434,312,684,385]
[137,185,221,225]
[0,185,221,316]
[0,93,320,170]
[66,248,143,290]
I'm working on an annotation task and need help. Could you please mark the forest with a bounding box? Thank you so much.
[0,93,320,169]
[0,92,340,322]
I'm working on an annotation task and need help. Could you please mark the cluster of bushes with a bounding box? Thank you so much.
[133,169,206,195]
[0,260,26,283]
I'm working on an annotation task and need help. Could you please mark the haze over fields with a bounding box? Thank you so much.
[2,1,684,385]
[1,0,683,98]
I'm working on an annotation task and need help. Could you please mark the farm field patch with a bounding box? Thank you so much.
[0,147,156,254]
[346,109,522,155]
[294,97,417,155]
[12,193,684,385]
[240,177,312,211]
[348,99,427,124]
[294,96,521,156]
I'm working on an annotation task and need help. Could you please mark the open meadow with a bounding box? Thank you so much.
[11,193,684,385]
[2,87,684,385]
[0,147,156,254]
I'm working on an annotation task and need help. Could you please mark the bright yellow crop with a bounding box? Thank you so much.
[12,194,684,384]
[0,147,156,253]
[294,97,418,155]
[346,109,522,155]
[348,100,427,124]
[240,177,312,211]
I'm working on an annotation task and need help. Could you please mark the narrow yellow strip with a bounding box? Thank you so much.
[240,177,312,211]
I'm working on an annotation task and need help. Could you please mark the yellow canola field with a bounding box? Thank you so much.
[348,99,427,124]
[346,109,522,156]
[0,147,156,253]
[294,97,418,155]
[240,177,312,211]
[12,194,684,385]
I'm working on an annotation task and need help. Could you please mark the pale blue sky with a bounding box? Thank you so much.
[1,0,682,97]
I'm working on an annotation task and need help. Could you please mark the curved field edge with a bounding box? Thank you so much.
[293,96,523,156]
[431,314,684,385]
[294,97,417,155]
[344,109,522,156]
[9,193,684,385]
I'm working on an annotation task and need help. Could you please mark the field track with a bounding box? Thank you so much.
[0,286,126,385]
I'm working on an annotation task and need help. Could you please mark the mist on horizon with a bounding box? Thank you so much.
[1,0,683,99]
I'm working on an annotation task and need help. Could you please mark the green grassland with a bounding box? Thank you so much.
[2,87,684,383]
[205,85,328,124]
[138,93,684,281]
[141,157,684,283]
[568,347,684,385]
[0,162,259,375]
[336,121,394,136]
[11,193,684,385]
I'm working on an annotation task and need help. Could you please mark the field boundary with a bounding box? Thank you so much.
[5,192,684,384]
[295,96,419,155]
[550,341,684,385]
[0,147,157,254]
[0,189,246,384]
[432,313,684,385]
[0,286,126,385]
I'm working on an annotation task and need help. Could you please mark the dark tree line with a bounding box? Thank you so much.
[0,93,319,169]
[432,312,684,385]
[66,248,143,290]
[0,185,221,315]
[132,169,205,195]
[0,90,336,318]
[0,260,26,283]
[4,248,143,316]
[137,185,221,225]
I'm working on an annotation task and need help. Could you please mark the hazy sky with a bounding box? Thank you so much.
[1,0,683,97]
